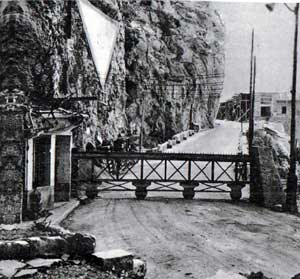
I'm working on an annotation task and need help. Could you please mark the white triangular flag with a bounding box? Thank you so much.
[76,0,119,88]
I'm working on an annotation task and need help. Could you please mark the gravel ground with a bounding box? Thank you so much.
[30,261,133,279]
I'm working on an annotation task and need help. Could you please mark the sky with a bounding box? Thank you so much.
[192,1,297,101]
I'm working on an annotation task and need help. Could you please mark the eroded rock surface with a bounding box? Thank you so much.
[0,0,225,149]
[252,128,286,208]
[123,0,225,147]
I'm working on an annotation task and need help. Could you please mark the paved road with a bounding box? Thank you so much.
[167,120,244,154]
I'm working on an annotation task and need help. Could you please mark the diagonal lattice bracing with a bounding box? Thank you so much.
[167,160,188,181]
[214,161,235,181]
[148,182,181,192]
[191,161,211,181]
[119,159,140,180]
[144,160,165,180]
[93,159,117,180]
[196,182,228,192]
[98,181,134,191]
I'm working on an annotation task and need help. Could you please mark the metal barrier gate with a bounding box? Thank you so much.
[72,152,251,200]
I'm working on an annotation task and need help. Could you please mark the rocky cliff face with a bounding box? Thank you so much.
[59,0,225,149]
[123,0,225,147]
[68,0,127,149]
[0,0,225,150]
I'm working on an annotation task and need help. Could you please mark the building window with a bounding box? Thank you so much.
[261,106,271,117]
[34,136,51,187]
[282,106,287,114]
[261,96,272,105]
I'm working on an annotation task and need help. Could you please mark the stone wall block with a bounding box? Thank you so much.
[91,249,134,275]
[0,240,31,260]
[65,233,96,256]
[26,236,69,258]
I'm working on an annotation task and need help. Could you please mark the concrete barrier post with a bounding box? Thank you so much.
[133,181,151,200]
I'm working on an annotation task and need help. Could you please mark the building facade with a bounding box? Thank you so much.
[217,93,250,121]
[218,91,300,143]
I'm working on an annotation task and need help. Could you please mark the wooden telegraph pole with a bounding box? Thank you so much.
[286,3,299,213]
[265,3,299,213]
[249,29,255,151]
[252,56,256,125]
[249,30,258,204]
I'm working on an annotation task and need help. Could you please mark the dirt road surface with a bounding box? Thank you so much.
[63,197,300,279]
[63,121,300,278]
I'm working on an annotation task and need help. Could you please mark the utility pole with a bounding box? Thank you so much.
[249,30,257,204]
[266,2,299,213]
[248,29,255,151]
[252,56,256,123]
[240,95,243,134]
[286,3,299,213]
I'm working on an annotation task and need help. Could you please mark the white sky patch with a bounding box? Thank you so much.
[76,0,119,88]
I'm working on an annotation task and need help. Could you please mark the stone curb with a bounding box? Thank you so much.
[46,199,81,226]
[157,129,197,152]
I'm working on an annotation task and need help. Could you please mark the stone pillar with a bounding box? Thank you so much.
[133,181,151,200]
[0,91,26,224]
[180,182,199,200]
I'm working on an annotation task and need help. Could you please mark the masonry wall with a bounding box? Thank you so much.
[0,92,25,224]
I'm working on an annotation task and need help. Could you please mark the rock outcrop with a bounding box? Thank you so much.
[67,0,225,148]
[251,127,287,208]
[123,0,225,147]
[0,0,225,150]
